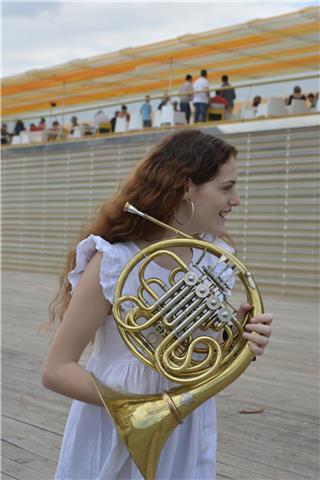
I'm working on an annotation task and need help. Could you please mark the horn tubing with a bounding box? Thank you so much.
[92,208,264,479]
[124,202,193,240]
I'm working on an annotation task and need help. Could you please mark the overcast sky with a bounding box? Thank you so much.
[1,0,318,78]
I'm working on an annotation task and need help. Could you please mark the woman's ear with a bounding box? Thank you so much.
[185,178,196,198]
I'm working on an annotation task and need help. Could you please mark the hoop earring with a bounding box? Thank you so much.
[174,198,195,226]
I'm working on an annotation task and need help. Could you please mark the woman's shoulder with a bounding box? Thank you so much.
[73,234,136,257]
[68,235,137,303]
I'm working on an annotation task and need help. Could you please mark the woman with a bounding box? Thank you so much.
[43,129,272,479]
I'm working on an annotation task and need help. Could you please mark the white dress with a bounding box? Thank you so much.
[55,234,235,480]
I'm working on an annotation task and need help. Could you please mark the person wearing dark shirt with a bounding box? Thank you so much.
[179,75,193,123]
[111,111,120,132]
[285,86,306,106]
[13,120,26,136]
[220,75,236,113]
[1,124,12,144]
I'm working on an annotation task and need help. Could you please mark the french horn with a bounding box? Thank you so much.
[91,202,264,479]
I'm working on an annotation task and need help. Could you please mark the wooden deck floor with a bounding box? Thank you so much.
[2,270,319,480]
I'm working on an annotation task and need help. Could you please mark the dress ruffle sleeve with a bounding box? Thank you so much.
[67,234,121,304]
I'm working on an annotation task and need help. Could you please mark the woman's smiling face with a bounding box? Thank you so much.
[175,155,240,236]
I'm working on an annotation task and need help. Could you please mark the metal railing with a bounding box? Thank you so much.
[2,73,318,126]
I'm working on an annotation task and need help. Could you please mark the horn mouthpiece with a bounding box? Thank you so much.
[124,202,139,215]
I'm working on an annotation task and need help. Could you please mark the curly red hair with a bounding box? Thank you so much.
[49,129,237,323]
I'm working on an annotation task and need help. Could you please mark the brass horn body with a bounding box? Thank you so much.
[91,203,264,479]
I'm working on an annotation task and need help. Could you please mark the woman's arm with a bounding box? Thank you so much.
[42,252,111,406]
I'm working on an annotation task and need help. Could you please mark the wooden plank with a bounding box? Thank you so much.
[1,456,55,480]
[2,440,57,475]
[1,471,20,480]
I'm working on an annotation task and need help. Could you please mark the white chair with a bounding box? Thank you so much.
[20,132,30,145]
[115,117,129,133]
[29,131,48,143]
[267,97,288,116]
[160,105,187,126]
[256,103,268,117]
[70,126,82,138]
[288,99,309,115]
[11,135,21,145]
[240,107,257,120]
[128,113,143,131]
[152,110,162,128]
[20,132,30,144]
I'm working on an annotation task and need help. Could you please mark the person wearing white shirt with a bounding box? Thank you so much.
[193,69,210,123]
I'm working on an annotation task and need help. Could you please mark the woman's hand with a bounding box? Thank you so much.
[237,303,272,356]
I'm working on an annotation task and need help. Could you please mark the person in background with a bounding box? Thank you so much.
[158,93,170,110]
[307,93,317,108]
[210,90,228,109]
[179,74,193,123]
[48,121,62,141]
[30,118,47,132]
[1,123,12,144]
[172,101,179,112]
[110,111,120,132]
[94,110,110,134]
[285,86,306,106]
[220,75,236,114]
[140,95,152,128]
[118,105,130,122]
[208,90,228,121]
[252,96,262,108]
[70,116,80,134]
[38,118,46,130]
[13,120,26,136]
[193,69,210,123]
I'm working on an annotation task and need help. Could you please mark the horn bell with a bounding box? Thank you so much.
[91,373,180,480]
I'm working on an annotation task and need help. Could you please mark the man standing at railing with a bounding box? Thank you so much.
[193,70,210,123]
[179,74,193,124]
[220,75,236,115]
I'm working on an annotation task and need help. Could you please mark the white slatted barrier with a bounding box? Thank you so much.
[2,120,319,296]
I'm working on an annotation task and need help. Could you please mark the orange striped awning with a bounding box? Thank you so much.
[2,6,319,119]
